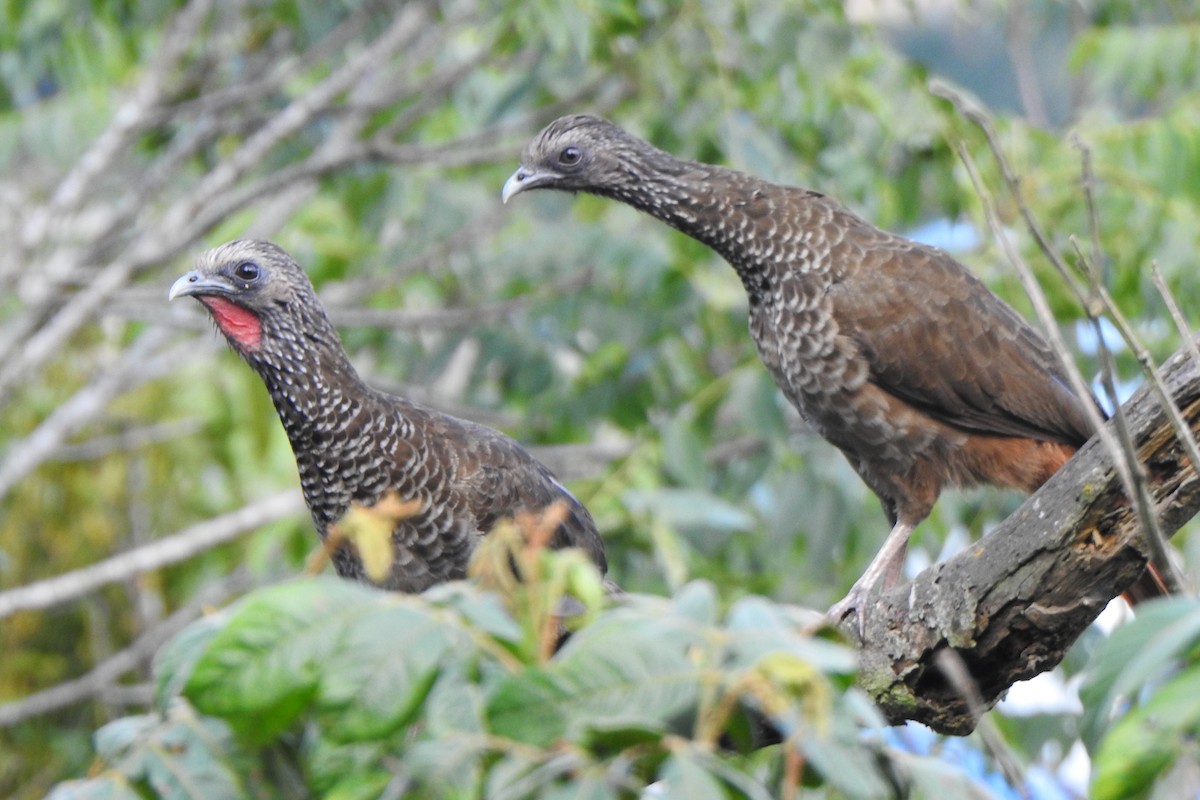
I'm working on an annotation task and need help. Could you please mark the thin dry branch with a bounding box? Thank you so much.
[935,83,1183,595]
[0,331,185,502]
[49,419,204,463]
[0,569,251,727]
[1153,262,1200,380]
[0,489,304,620]
[23,0,216,246]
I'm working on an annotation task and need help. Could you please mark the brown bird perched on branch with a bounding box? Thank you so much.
[170,239,609,594]
[502,114,1166,627]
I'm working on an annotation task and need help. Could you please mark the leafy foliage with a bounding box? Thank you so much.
[2,0,1200,797]
[49,569,1011,798]
[1081,599,1200,800]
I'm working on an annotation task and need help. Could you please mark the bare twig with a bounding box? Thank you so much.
[0,490,304,620]
[188,4,430,217]
[1151,262,1200,377]
[0,331,187,502]
[1004,3,1049,128]
[933,650,1029,798]
[0,569,252,727]
[49,419,205,463]
[1070,242,1190,595]
[932,83,1179,578]
[946,88,1189,593]
[20,0,217,251]
[950,138,1131,489]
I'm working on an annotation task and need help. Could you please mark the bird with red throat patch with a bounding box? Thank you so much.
[170,239,611,594]
[502,114,1166,631]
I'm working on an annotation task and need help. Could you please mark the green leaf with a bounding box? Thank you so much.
[1092,667,1200,800]
[320,772,394,800]
[405,736,488,798]
[315,601,464,741]
[183,578,369,743]
[153,613,224,713]
[424,661,487,736]
[539,777,621,800]
[801,727,896,800]
[425,581,524,643]
[483,668,570,748]
[487,607,702,746]
[93,714,158,767]
[304,734,394,800]
[184,577,474,744]
[672,579,719,625]
[624,488,758,535]
[139,710,246,800]
[1080,598,1200,750]
[658,750,729,799]
[723,595,856,674]
[485,751,580,799]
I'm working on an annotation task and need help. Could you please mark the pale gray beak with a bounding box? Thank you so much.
[501,166,556,203]
[169,270,230,301]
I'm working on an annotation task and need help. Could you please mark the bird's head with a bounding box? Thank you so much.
[169,239,321,356]
[502,114,658,203]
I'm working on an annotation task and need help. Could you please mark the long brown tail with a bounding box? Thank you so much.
[1123,562,1170,606]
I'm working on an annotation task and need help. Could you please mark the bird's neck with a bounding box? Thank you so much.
[245,320,377,455]
[606,159,801,298]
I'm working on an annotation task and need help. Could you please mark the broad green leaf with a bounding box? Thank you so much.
[662,413,710,486]
[301,732,391,798]
[485,751,581,800]
[424,661,487,736]
[723,595,855,674]
[184,577,473,744]
[578,722,668,755]
[139,711,246,800]
[483,668,570,747]
[1079,598,1200,750]
[315,601,467,741]
[1092,667,1200,800]
[539,777,621,800]
[802,733,894,800]
[405,736,488,798]
[424,582,524,643]
[623,488,758,534]
[658,750,729,800]
[93,714,158,766]
[672,579,719,625]
[153,613,224,713]
[487,608,702,746]
[183,578,373,743]
[321,774,394,800]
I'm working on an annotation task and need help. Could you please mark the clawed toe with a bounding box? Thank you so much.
[827,585,872,639]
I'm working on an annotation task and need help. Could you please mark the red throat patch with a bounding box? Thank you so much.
[201,296,263,350]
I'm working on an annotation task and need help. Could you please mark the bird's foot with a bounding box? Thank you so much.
[826,582,878,640]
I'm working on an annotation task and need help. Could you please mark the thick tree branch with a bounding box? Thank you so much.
[857,342,1200,734]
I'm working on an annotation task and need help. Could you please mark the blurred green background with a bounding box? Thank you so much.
[2,0,1199,795]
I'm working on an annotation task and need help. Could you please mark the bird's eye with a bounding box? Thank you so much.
[233,262,260,282]
[558,146,582,166]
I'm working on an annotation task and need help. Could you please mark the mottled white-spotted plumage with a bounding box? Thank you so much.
[172,240,609,593]
[502,115,1146,624]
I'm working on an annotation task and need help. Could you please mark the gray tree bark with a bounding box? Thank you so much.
[853,343,1200,735]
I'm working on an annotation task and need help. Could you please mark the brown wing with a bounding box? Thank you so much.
[434,414,608,573]
[826,220,1097,447]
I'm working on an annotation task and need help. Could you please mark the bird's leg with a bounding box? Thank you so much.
[827,518,915,637]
